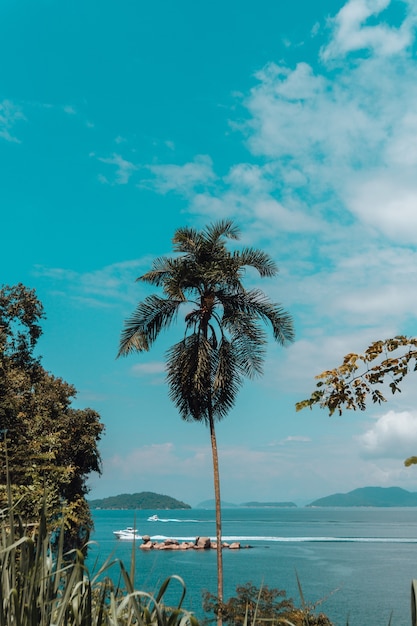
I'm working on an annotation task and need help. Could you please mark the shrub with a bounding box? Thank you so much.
[202,582,334,626]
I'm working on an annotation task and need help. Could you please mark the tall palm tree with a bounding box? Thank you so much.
[118,220,294,613]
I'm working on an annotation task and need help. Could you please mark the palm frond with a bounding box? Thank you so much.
[233,248,278,277]
[184,308,201,330]
[166,334,213,422]
[220,289,295,346]
[251,297,295,345]
[204,220,240,244]
[172,226,202,254]
[212,339,242,418]
[162,258,201,298]
[220,308,267,377]
[138,256,177,288]
[231,325,267,378]
[118,296,181,357]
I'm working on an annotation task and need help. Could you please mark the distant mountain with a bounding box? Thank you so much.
[308,486,417,507]
[89,491,191,510]
[196,499,297,508]
[242,501,297,508]
[197,499,239,509]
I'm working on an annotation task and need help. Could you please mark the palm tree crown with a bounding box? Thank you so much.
[119,220,294,424]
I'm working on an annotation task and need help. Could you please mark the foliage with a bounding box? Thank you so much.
[296,335,417,416]
[296,335,417,468]
[119,220,294,424]
[0,283,104,548]
[118,221,294,607]
[202,582,334,626]
[89,491,191,510]
[0,495,198,626]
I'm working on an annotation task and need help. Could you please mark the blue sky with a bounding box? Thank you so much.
[2,0,417,506]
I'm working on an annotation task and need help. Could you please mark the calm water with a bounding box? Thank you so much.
[87,507,417,625]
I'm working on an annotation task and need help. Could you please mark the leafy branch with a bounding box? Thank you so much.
[296,336,417,465]
[296,335,417,416]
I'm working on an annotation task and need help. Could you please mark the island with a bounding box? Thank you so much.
[197,499,297,508]
[308,486,417,507]
[88,491,191,510]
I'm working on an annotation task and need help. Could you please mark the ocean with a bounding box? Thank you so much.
[87,507,417,625]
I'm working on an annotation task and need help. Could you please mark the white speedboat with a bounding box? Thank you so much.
[113,527,142,540]
[147,514,159,521]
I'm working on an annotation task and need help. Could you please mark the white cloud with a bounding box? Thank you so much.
[131,362,166,376]
[34,259,146,307]
[320,245,417,322]
[108,443,182,475]
[264,331,390,394]
[225,163,272,194]
[236,5,417,250]
[267,436,311,445]
[63,105,76,115]
[0,100,25,143]
[346,174,417,242]
[321,0,416,60]
[142,155,216,195]
[358,410,417,458]
[97,153,137,184]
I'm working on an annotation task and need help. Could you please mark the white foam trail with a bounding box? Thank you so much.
[150,535,417,544]
[151,518,201,523]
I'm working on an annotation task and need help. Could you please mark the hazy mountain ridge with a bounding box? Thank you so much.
[196,499,297,509]
[89,491,191,510]
[89,487,417,510]
[308,486,417,507]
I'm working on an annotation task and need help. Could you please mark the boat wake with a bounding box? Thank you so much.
[150,534,417,544]
[148,518,201,523]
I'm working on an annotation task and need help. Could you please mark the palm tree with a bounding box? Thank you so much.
[118,220,294,614]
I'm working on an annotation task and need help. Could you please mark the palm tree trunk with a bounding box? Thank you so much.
[208,409,223,626]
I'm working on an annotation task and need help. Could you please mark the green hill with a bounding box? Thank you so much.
[308,486,417,507]
[88,491,191,510]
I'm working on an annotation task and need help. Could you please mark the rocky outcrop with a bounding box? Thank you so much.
[139,536,251,550]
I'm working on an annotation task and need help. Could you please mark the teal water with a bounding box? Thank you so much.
[87,508,417,625]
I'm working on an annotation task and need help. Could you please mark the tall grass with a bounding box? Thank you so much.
[0,496,197,626]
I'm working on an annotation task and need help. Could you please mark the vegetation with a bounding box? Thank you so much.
[0,496,197,626]
[203,582,334,625]
[89,491,191,509]
[118,220,294,611]
[308,486,417,507]
[0,283,104,549]
[295,336,416,415]
[296,335,417,467]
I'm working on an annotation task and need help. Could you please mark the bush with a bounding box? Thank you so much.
[202,582,334,626]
